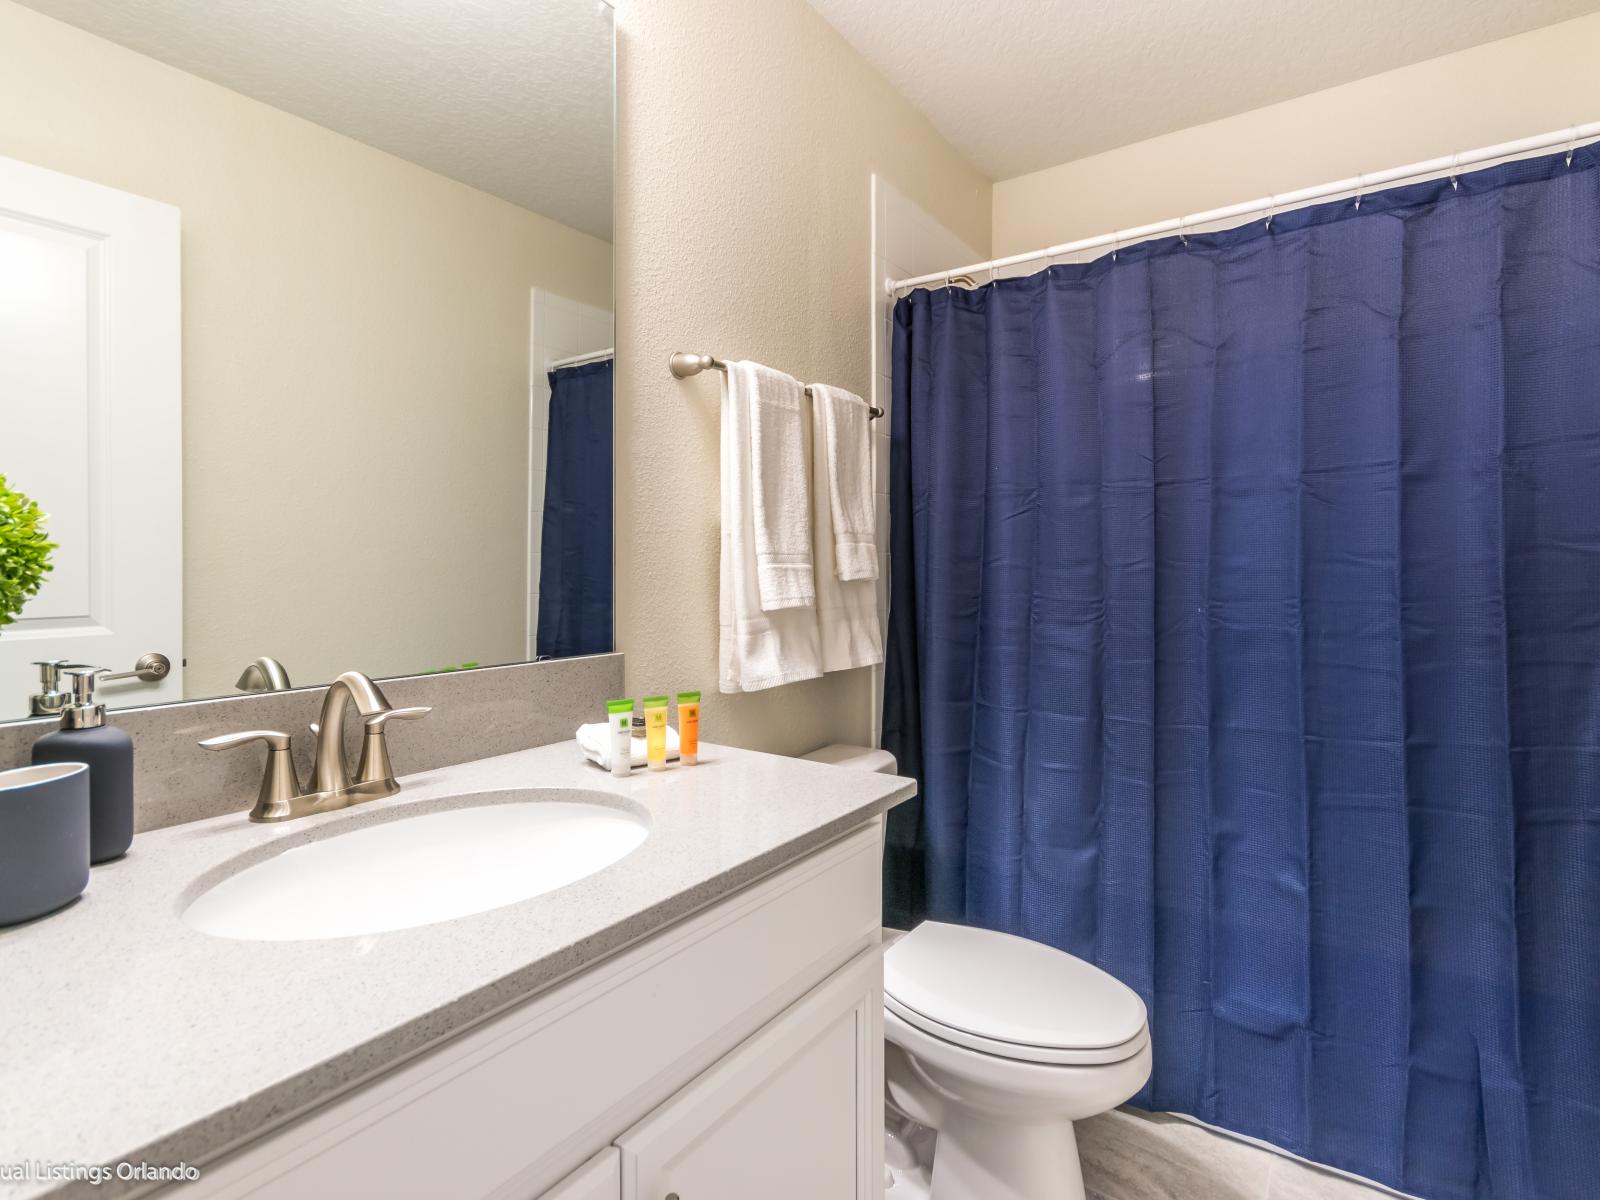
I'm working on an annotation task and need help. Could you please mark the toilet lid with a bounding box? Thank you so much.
[884,922,1148,1063]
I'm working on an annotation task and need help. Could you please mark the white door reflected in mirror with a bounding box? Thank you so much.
[0,155,183,712]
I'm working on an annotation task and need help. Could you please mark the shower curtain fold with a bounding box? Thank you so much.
[882,145,1600,1200]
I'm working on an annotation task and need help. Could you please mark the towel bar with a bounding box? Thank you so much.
[669,352,884,419]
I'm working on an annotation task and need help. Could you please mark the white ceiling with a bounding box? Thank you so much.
[18,0,614,240]
[805,0,1600,180]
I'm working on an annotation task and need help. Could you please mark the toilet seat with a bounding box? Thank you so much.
[884,922,1150,1066]
[885,992,1149,1066]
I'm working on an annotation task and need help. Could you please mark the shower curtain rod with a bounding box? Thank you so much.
[548,347,614,370]
[890,120,1600,293]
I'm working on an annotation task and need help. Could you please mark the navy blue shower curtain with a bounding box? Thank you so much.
[536,360,613,659]
[883,146,1600,1200]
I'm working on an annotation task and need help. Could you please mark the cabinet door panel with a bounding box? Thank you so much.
[619,948,881,1200]
[540,1147,619,1200]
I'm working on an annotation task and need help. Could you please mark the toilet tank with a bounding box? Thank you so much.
[801,743,898,774]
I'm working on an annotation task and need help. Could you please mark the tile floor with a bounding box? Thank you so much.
[1079,1108,1403,1200]
[885,1105,1405,1200]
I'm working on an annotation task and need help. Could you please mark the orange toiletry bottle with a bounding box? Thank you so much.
[677,692,701,765]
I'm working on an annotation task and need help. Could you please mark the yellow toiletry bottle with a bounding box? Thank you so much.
[643,695,670,771]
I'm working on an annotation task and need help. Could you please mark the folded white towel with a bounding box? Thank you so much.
[720,366,824,693]
[575,722,679,769]
[810,386,883,674]
[736,360,815,611]
[809,384,879,583]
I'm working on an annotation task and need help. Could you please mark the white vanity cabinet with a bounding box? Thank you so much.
[175,819,885,1200]
[614,948,881,1200]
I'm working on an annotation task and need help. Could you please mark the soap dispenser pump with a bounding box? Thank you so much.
[31,668,135,863]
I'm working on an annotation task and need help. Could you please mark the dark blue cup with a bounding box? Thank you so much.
[0,762,91,927]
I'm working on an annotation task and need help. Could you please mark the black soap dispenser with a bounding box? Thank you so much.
[31,668,134,863]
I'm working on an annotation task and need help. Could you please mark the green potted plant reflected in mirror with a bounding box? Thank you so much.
[0,472,57,631]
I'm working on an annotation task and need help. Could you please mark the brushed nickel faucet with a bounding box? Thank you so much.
[199,670,431,822]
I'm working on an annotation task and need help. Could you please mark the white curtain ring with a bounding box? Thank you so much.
[1449,153,1461,190]
[1568,126,1580,167]
[1176,216,1188,247]
[1354,174,1366,210]
[1265,196,1277,230]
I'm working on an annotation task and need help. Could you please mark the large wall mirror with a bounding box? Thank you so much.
[0,0,614,721]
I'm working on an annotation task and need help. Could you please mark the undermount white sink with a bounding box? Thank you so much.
[181,791,649,942]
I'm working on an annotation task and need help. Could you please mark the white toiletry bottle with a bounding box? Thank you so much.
[607,699,634,777]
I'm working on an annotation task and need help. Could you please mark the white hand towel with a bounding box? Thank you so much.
[810,387,884,674]
[736,360,815,610]
[809,384,879,582]
[575,722,679,769]
[721,367,824,693]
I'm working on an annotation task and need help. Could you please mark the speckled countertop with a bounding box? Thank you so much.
[0,740,914,1198]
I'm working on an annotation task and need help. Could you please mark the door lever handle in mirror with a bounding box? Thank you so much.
[101,652,172,684]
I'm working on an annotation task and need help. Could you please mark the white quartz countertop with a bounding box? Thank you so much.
[0,740,914,1198]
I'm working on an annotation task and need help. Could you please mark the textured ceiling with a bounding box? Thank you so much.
[18,0,613,239]
[805,0,1600,180]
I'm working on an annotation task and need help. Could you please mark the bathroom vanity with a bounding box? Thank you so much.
[0,741,913,1200]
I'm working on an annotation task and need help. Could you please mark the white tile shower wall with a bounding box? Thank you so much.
[529,291,614,656]
[869,175,983,743]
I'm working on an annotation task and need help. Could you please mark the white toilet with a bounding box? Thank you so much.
[804,745,1154,1200]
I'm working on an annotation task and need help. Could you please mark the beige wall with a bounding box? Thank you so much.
[614,0,989,755]
[993,12,1600,257]
[0,0,612,699]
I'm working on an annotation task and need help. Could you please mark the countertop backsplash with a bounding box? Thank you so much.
[0,654,623,833]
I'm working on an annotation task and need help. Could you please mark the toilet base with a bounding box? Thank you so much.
[884,1109,935,1199]
[883,1008,1152,1200]
[884,1102,1086,1200]
[928,1114,1083,1200]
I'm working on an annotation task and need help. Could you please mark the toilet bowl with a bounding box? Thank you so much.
[802,745,1154,1200]
[883,921,1151,1200]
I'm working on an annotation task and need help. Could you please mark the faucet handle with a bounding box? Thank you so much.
[355,706,431,787]
[200,729,292,752]
[200,730,303,822]
[363,706,431,730]
[307,707,426,739]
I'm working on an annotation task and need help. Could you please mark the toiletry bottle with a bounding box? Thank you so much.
[607,699,634,778]
[643,695,670,771]
[677,692,701,765]
[30,668,134,863]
